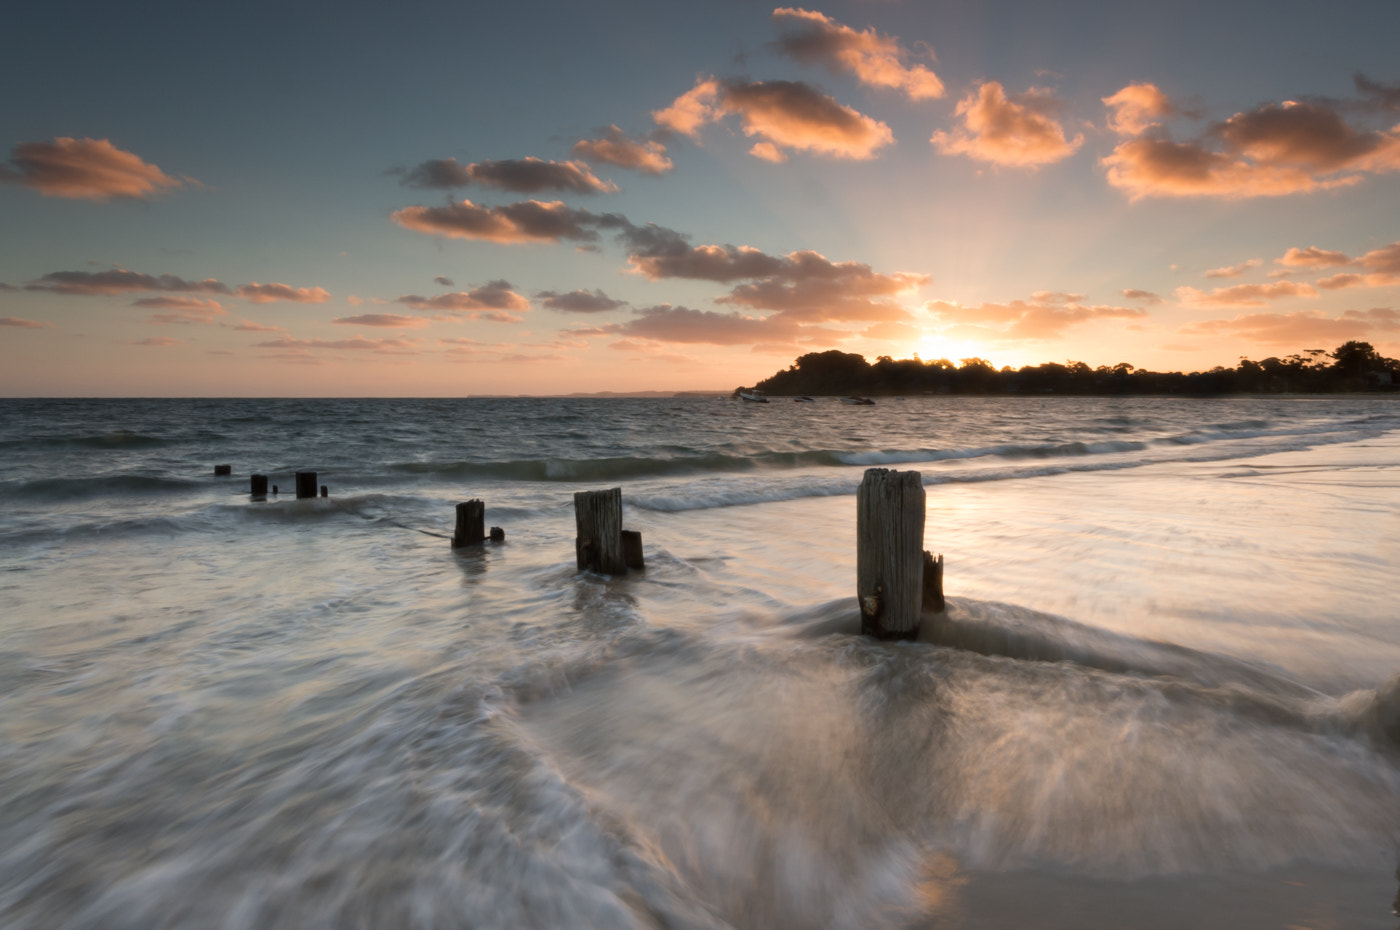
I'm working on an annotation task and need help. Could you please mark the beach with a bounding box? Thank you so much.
[1,395,1398,928]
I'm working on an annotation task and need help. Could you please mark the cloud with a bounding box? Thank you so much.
[654,76,894,161]
[861,320,922,342]
[397,157,617,194]
[1102,100,1400,199]
[771,7,944,100]
[236,283,331,304]
[1102,83,1175,136]
[332,313,430,328]
[1277,246,1352,268]
[135,296,227,324]
[1204,259,1261,278]
[926,296,1146,340]
[572,126,673,175]
[1355,73,1400,113]
[1180,307,1400,345]
[392,198,626,244]
[0,316,47,328]
[434,276,454,287]
[931,82,1083,167]
[27,269,229,296]
[538,289,628,313]
[576,304,805,345]
[255,336,422,354]
[395,280,530,318]
[129,336,185,347]
[1174,281,1318,308]
[0,137,187,201]
[233,320,281,332]
[1121,289,1163,303]
[1359,241,1400,276]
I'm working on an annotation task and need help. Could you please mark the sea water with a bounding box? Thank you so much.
[1,396,1398,928]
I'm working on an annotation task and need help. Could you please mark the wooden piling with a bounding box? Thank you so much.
[214,464,232,476]
[453,500,485,548]
[574,487,626,574]
[489,526,505,542]
[320,485,328,498]
[922,551,945,613]
[295,471,317,500]
[250,474,268,498]
[621,529,645,570]
[857,468,926,640]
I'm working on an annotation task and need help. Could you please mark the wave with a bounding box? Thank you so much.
[3,474,203,502]
[0,431,173,451]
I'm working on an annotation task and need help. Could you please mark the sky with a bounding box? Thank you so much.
[2,0,1399,396]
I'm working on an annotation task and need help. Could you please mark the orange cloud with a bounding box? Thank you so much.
[1103,100,1400,199]
[27,269,229,296]
[572,126,673,175]
[397,157,617,194]
[539,289,628,313]
[391,199,617,244]
[0,316,47,328]
[771,7,944,100]
[1121,289,1163,303]
[1277,245,1352,268]
[1175,281,1318,308]
[1180,308,1400,345]
[926,295,1146,340]
[236,283,331,304]
[129,336,185,347]
[1102,83,1174,136]
[233,320,281,332]
[395,280,530,317]
[575,304,805,346]
[654,76,894,161]
[332,314,431,328]
[1204,259,1261,279]
[0,137,187,201]
[255,336,422,354]
[931,82,1083,167]
[135,296,227,324]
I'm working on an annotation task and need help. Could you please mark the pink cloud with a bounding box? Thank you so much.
[1102,83,1175,136]
[129,336,185,347]
[654,76,894,161]
[391,199,613,244]
[1204,259,1261,279]
[255,336,422,354]
[931,82,1083,167]
[1121,289,1163,303]
[0,316,47,328]
[332,314,430,328]
[27,269,229,296]
[233,320,281,332]
[1277,246,1352,268]
[1175,280,1318,308]
[572,126,673,175]
[771,7,944,100]
[926,295,1146,340]
[398,157,617,194]
[137,296,227,324]
[1103,100,1400,200]
[236,283,331,304]
[538,289,627,313]
[576,304,805,346]
[0,137,187,201]
[1180,307,1400,344]
[396,280,529,318]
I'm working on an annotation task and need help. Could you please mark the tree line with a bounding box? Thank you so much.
[747,341,1399,396]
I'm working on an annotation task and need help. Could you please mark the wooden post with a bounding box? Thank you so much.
[250,474,268,498]
[857,468,926,640]
[621,529,645,570]
[214,464,232,476]
[320,485,328,498]
[574,487,626,574]
[922,551,945,613]
[295,471,317,499]
[489,526,505,542]
[453,500,485,548]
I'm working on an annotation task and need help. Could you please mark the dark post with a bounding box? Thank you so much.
[621,529,645,570]
[250,474,269,499]
[453,500,485,548]
[320,485,328,498]
[922,551,945,613]
[857,468,926,640]
[489,526,505,542]
[214,464,232,476]
[574,487,626,574]
[295,471,317,500]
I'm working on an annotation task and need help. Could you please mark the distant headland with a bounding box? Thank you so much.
[741,341,1399,397]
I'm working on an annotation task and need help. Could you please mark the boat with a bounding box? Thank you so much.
[737,390,769,403]
[841,396,876,405]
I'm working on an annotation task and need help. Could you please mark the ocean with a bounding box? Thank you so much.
[1,395,1398,929]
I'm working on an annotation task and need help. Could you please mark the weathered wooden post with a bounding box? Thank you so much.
[453,500,485,548]
[214,464,232,476]
[857,467,929,640]
[621,529,645,570]
[250,474,268,499]
[295,471,317,500]
[922,551,945,613]
[489,526,505,542]
[320,485,328,498]
[574,487,627,574]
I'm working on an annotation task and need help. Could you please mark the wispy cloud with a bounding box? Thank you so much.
[771,7,944,100]
[1204,259,1261,279]
[927,295,1146,340]
[391,199,626,244]
[538,289,628,313]
[255,336,422,354]
[236,283,331,304]
[0,316,47,328]
[332,313,430,328]
[397,156,617,194]
[129,336,185,347]
[136,296,227,324]
[931,82,1083,167]
[1276,246,1352,269]
[0,137,189,201]
[572,126,673,175]
[395,280,529,319]
[1181,307,1400,344]
[27,269,229,296]
[1175,280,1318,308]
[1121,289,1164,303]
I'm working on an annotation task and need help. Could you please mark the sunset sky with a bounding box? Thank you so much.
[3,0,1399,396]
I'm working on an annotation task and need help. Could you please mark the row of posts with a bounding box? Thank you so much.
[217,463,944,638]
